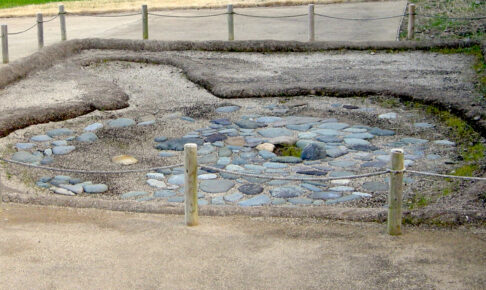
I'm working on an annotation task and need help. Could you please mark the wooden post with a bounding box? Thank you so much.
[37,13,44,49]
[308,4,315,42]
[1,25,8,64]
[142,4,148,40]
[184,143,199,226]
[387,148,404,235]
[59,5,67,41]
[407,3,415,40]
[227,4,234,41]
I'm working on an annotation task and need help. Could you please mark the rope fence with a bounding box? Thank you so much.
[0,145,485,232]
[1,3,485,63]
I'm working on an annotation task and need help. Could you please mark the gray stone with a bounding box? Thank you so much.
[76,132,98,143]
[51,187,75,196]
[224,192,244,202]
[46,128,74,137]
[168,196,185,203]
[138,120,156,126]
[146,179,167,188]
[329,160,357,168]
[313,129,340,136]
[378,112,397,119]
[259,150,277,159]
[271,156,302,163]
[318,122,349,130]
[268,180,291,186]
[198,154,218,164]
[200,180,235,193]
[159,152,176,158]
[198,144,216,155]
[369,127,395,136]
[270,186,304,198]
[107,118,136,128]
[326,194,362,204]
[16,143,35,150]
[344,138,370,146]
[361,161,387,168]
[346,133,374,139]
[427,154,441,160]
[272,198,287,205]
[218,147,232,157]
[52,146,76,155]
[414,122,434,129]
[84,123,103,132]
[44,148,52,156]
[288,197,313,205]
[59,184,83,194]
[198,174,218,180]
[155,137,204,151]
[263,162,288,169]
[235,119,262,129]
[316,136,343,143]
[258,128,292,138]
[216,106,240,113]
[219,128,238,136]
[211,118,232,126]
[52,140,67,146]
[238,183,264,195]
[36,182,50,188]
[181,116,195,122]
[329,186,354,192]
[301,143,326,160]
[154,190,176,198]
[256,116,282,124]
[40,156,54,165]
[401,138,428,144]
[154,136,168,142]
[121,191,149,199]
[146,172,165,180]
[12,151,42,164]
[31,135,52,142]
[343,128,367,133]
[286,124,312,131]
[205,133,227,143]
[326,147,348,158]
[198,199,209,206]
[433,140,456,146]
[83,184,108,193]
[238,194,271,206]
[211,196,225,205]
[168,174,185,185]
[301,183,323,192]
[217,157,231,166]
[310,192,342,200]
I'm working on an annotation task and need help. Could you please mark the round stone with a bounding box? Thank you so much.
[111,155,138,165]
[238,183,264,195]
[200,179,235,193]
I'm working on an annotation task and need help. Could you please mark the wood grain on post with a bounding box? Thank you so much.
[407,4,415,40]
[308,4,315,42]
[227,4,234,41]
[1,25,8,64]
[142,4,148,40]
[184,143,199,226]
[37,13,44,49]
[387,148,404,235]
[59,5,67,41]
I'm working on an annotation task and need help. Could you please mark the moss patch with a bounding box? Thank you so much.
[274,144,302,157]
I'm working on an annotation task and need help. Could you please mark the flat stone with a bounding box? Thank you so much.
[369,127,395,136]
[181,116,195,122]
[238,195,271,206]
[205,133,228,143]
[301,183,323,192]
[238,183,264,195]
[256,116,282,124]
[168,196,185,203]
[310,192,342,200]
[226,136,245,146]
[121,191,149,199]
[168,174,185,185]
[211,196,225,205]
[288,197,313,205]
[263,162,288,169]
[286,124,312,131]
[235,119,262,129]
[200,179,235,193]
[31,135,52,142]
[347,144,379,152]
[198,199,209,206]
[326,194,362,204]
[259,150,277,159]
[414,122,434,128]
[245,137,263,147]
[270,186,304,198]
[258,128,293,138]
[271,156,302,163]
[343,128,367,133]
[401,138,428,144]
[316,136,343,143]
[84,123,103,132]
[344,138,370,146]
[378,112,397,119]
[326,148,348,158]
[198,174,218,180]
[52,146,76,155]
[51,187,75,196]
[46,128,74,137]
[362,181,388,192]
[15,143,35,150]
[146,172,165,180]
[138,120,156,126]
[346,133,374,139]
[433,140,456,146]
[218,147,232,157]
[361,161,387,168]
[51,140,67,146]
[107,118,136,128]
[301,143,326,160]
[216,105,240,113]
[59,184,84,194]
[224,192,244,202]
[83,184,108,193]
[155,137,204,151]
[298,132,317,139]
[313,129,340,136]
[146,179,167,188]
[154,190,177,198]
[159,152,176,157]
[353,192,372,197]
[198,144,216,155]
[268,180,291,186]
[318,122,349,130]
[40,156,54,165]
[217,157,231,166]
[329,186,354,192]
[36,182,50,188]
[272,198,287,205]
[329,160,357,168]
[296,169,328,176]
[111,155,138,165]
[154,136,168,142]
[76,132,98,143]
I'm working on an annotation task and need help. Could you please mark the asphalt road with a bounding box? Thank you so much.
[0,1,406,63]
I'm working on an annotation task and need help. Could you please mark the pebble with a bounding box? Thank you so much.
[256,143,275,152]
[378,112,397,120]
[52,146,76,155]
[46,128,74,137]
[84,123,103,132]
[16,143,35,150]
[76,132,98,143]
[270,186,304,198]
[83,184,108,193]
[30,135,52,142]
[200,180,235,193]
[238,194,271,206]
[146,173,165,180]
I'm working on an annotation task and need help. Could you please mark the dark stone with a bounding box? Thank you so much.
[301,143,326,160]
[205,133,227,143]
[347,144,379,152]
[238,183,264,195]
[211,118,232,126]
[316,136,343,143]
[296,169,329,176]
[235,119,264,129]
[155,137,204,151]
[343,105,359,110]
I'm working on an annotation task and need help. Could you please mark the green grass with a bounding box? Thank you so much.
[0,0,79,9]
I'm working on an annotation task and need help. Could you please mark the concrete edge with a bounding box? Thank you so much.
[2,192,485,225]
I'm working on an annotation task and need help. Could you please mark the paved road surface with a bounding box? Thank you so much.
[0,1,406,63]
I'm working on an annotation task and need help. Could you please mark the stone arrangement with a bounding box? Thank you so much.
[10,104,456,207]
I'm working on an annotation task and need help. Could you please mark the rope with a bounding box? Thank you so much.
[7,23,37,35]
[148,12,228,18]
[234,12,307,19]
[406,170,486,181]
[200,165,389,181]
[67,12,141,17]
[315,13,407,21]
[41,14,59,23]
[0,157,183,175]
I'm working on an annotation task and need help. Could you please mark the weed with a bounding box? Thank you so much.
[274,144,302,157]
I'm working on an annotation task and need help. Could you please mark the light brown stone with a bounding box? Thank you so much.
[111,155,138,165]
[256,143,275,152]
[225,136,245,146]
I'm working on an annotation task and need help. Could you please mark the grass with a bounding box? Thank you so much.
[401,0,486,41]
[0,0,352,17]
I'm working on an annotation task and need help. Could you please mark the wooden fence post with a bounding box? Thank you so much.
[37,13,44,49]
[227,4,234,41]
[142,4,148,40]
[387,148,404,235]
[407,3,415,40]
[308,4,315,42]
[1,25,8,64]
[184,143,199,226]
[59,5,67,41]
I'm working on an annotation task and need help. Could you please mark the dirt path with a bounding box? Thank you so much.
[0,203,485,289]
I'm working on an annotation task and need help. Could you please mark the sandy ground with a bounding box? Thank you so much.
[0,1,407,63]
[0,203,485,289]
